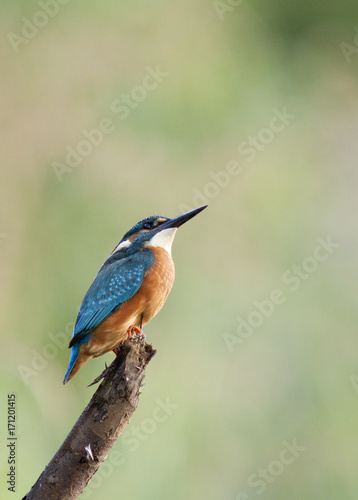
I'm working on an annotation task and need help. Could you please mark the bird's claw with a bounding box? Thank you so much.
[127,325,146,344]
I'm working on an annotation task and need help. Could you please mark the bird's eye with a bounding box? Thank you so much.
[143,222,152,230]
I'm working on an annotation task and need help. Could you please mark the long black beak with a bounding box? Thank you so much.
[160,205,208,230]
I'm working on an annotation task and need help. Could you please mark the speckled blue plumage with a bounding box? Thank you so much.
[63,248,155,383]
[121,215,167,241]
[70,248,155,346]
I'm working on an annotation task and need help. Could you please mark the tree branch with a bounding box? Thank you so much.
[23,339,156,500]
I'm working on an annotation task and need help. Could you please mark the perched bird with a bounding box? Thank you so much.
[63,205,207,383]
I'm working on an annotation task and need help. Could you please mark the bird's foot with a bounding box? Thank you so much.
[127,325,146,344]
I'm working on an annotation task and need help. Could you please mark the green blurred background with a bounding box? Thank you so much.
[1,1,358,499]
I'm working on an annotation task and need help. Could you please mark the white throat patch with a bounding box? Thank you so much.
[112,239,131,253]
[146,228,177,255]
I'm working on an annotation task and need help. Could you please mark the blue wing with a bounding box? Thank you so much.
[69,249,155,348]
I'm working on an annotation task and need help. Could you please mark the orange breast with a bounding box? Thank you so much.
[82,246,175,358]
[140,246,175,324]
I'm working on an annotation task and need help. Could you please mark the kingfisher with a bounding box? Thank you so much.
[63,205,207,384]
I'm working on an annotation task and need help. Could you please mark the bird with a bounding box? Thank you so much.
[63,205,207,384]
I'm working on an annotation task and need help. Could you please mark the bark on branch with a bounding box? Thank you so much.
[23,339,156,500]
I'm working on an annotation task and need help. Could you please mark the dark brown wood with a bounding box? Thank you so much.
[23,339,156,500]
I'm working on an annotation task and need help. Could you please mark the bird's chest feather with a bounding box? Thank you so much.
[140,246,175,323]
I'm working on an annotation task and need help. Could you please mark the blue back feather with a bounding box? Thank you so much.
[69,248,155,347]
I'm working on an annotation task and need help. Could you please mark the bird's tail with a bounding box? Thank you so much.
[63,344,81,384]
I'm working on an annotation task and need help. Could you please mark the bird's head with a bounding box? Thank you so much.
[112,205,207,256]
